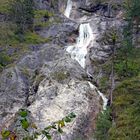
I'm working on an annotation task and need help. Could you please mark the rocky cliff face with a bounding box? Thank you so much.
[0,45,101,140]
[0,0,124,139]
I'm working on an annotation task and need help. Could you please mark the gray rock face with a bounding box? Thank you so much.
[29,78,100,140]
[0,44,64,126]
[0,0,124,139]
[0,67,27,125]
[34,0,67,12]
[26,48,101,140]
[0,42,101,139]
[85,16,124,84]
[39,22,78,41]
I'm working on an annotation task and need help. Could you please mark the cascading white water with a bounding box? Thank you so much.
[66,23,93,68]
[64,0,73,18]
[88,82,108,110]
[64,0,108,110]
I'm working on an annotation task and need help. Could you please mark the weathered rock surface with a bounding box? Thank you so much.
[34,0,67,12]
[0,42,101,139]
[29,72,100,140]
[38,21,78,46]
[0,67,27,125]
[0,0,125,139]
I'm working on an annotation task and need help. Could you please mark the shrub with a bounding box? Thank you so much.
[10,0,34,34]
[0,53,12,67]
[109,76,140,140]
[95,108,112,140]
[52,71,70,82]
[0,109,76,140]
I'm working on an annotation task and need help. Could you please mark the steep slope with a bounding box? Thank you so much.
[0,0,102,140]
[0,0,140,140]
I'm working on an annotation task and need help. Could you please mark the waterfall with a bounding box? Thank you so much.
[88,82,108,110]
[65,0,108,110]
[66,23,93,68]
[64,0,73,18]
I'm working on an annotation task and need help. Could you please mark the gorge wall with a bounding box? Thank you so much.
[0,0,126,140]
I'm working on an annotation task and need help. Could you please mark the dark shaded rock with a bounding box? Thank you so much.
[79,3,108,14]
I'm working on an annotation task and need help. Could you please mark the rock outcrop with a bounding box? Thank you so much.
[0,43,101,140]
[0,0,125,139]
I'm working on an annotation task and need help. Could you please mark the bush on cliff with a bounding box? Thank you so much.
[95,108,112,140]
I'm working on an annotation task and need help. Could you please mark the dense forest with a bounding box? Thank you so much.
[0,0,140,140]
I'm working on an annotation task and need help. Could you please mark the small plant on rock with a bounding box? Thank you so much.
[0,109,76,140]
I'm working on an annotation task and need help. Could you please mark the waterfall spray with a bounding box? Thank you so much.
[64,0,73,18]
[66,23,93,68]
[65,0,108,110]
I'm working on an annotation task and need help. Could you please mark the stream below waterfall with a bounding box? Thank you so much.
[64,0,108,110]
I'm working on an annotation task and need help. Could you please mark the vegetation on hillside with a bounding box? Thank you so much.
[109,76,140,140]
[0,0,140,139]
[10,0,34,34]
[0,0,55,70]
[95,0,140,140]
[95,107,112,140]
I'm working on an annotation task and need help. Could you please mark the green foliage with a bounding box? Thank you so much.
[10,0,34,34]
[109,76,140,140]
[0,64,3,72]
[0,1,51,45]
[102,18,140,140]
[99,76,110,92]
[124,0,140,19]
[18,109,30,131]
[34,16,61,28]
[0,22,18,45]
[19,109,28,117]
[95,108,112,140]
[114,0,140,79]
[33,9,58,28]
[0,53,12,67]
[1,130,11,139]
[97,3,140,137]
[115,48,140,78]
[99,28,119,46]
[113,0,140,79]
[24,32,51,44]
[0,108,76,140]
[21,119,30,130]
[34,21,53,28]
[68,112,77,119]
[52,71,70,82]
[0,0,11,13]
[34,10,54,19]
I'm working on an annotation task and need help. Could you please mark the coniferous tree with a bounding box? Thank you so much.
[10,0,34,34]
[115,0,140,78]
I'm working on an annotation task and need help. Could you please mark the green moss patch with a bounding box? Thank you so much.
[24,31,51,44]
[52,71,70,82]
[0,0,11,13]
[34,10,54,19]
